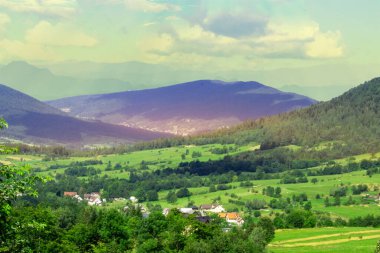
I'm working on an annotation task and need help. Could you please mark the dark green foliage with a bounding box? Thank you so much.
[352,184,369,195]
[375,240,380,253]
[166,191,178,203]
[146,190,159,201]
[329,187,347,197]
[176,188,191,198]
[0,119,47,248]
[191,151,202,158]
[246,199,266,210]
[263,186,281,198]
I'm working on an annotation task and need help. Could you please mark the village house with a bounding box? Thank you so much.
[179,207,196,215]
[63,191,77,197]
[218,212,244,226]
[84,192,102,206]
[200,204,225,213]
[63,191,83,202]
[129,196,138,203]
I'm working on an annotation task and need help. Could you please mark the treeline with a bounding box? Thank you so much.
[4,199,274,253]
[40,169,258,201]
[273,210,380,229]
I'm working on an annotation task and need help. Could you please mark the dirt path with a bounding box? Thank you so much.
[272,229,380,244]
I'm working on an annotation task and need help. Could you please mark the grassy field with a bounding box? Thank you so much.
[143,170,380,218]
[0,143,257,179]
[2,145,379,219]
[270,227,380,253]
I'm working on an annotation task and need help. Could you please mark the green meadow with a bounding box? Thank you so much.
[270,227,380,253]
[0,143,257,179]
[143,170,380,218]
[1,144,379,220]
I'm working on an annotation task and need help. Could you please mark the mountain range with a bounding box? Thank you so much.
[47,80,317,135]
[0,61,134,100]
[0,84,170,147]
[0,61,364,101]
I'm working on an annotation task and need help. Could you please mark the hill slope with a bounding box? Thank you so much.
[0,84,170,146]
[48,80,316,135]
[132,77,380,158]
[189,77,380,155]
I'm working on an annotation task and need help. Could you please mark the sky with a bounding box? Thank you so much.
[0,0,380,94]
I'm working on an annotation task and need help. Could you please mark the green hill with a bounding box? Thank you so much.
[135,77,380,157]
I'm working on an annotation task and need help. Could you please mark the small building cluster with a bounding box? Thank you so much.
[63,192,245,226]
[163,204,244,226]
[64,191,105,206]
[218,212,244,226]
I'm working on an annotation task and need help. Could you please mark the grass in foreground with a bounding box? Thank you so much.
[270,227,380,253]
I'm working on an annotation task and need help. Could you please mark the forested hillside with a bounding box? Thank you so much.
[134,77,380,157]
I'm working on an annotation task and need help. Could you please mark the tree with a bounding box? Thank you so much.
[304,201,312,211]
[257,217,275,243]
[324,197,330,207]
[285,210,306,228]
[166,191,177,203]
[0,119,47,245]
[147,190,159,201]
[334,195,341,206]
[275,187,282,197]
[311,178,318,184]
[176,188,191,198]
[375,240,380,253]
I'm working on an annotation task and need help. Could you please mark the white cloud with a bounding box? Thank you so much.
[140,33,174,53]
[0,13,10,25]
[257,22,319,43]
[249,21,344,59]
[0,39,57,62]
[305,31,343,58]
[0,0,77,18]
[26,21,97,47]
[0,13,10,32]
[144,19,344,62]
[124,0,180,12]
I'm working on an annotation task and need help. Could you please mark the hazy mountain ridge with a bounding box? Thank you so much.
[0,84,171,146]
[0,61,134,100]
[48,80,317,135]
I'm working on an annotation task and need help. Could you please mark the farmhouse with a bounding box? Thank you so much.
[63,191,77,197]
[63,191,83,202]
[218,212,244,226]
[200,204,225,213]
[179,208,196,215]
[84,192,102,206]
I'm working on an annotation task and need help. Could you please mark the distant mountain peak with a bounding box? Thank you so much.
[48,80,316,135]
